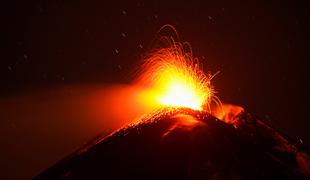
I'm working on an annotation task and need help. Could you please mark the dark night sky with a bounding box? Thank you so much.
[2,0,310,179]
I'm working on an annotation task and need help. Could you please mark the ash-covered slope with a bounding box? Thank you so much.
[35,108,310,179]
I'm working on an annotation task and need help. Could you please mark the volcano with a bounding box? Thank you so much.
[35,107,310,179]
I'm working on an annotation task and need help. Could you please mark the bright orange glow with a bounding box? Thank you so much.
[212,104,244,125]
[155,65,209,110]
[136,26,217,111]
[162,114,202,138]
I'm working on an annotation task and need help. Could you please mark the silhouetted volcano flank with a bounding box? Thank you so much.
[35,108,310,179]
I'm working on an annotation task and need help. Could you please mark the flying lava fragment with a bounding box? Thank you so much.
[135,25,219,112]
[35,26,310,179]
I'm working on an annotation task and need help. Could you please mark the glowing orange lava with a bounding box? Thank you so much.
[212,104,244,125]
[154,62,209,110]
[136,26,218,111]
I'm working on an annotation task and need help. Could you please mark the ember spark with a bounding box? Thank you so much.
[137,25,219,111]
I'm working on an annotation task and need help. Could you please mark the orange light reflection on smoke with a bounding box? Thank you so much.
[87,84,161,126]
